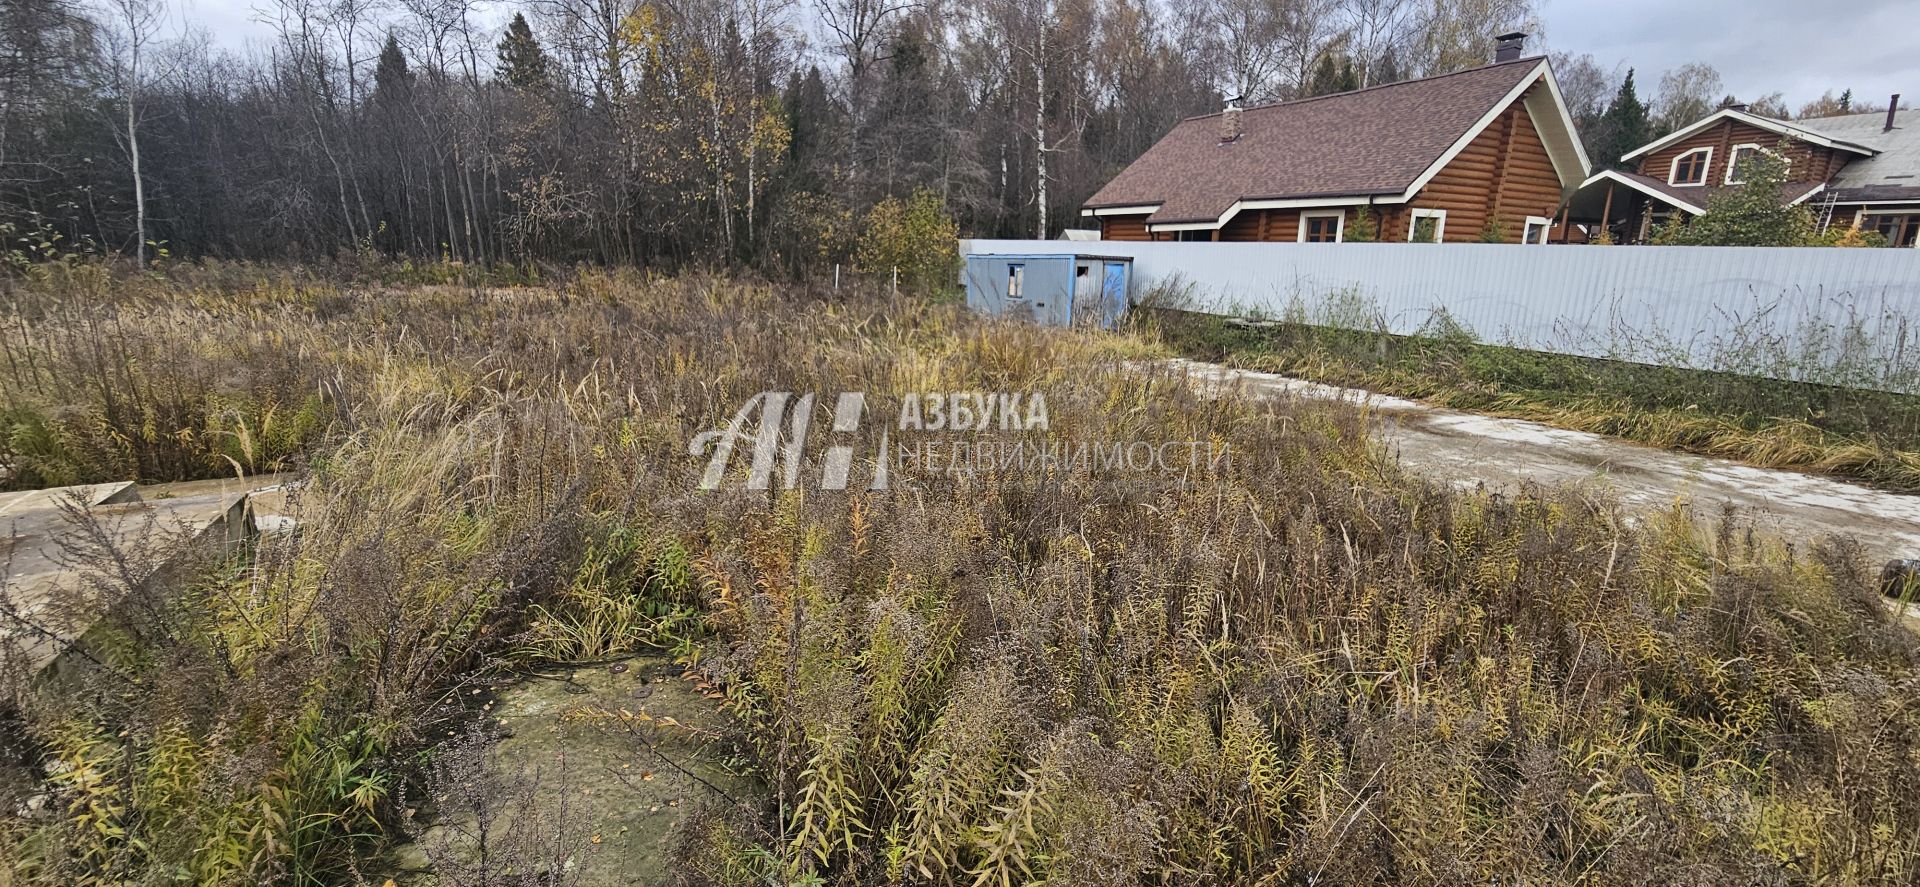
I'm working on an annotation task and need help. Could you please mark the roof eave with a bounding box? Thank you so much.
[1145,192,1401,230]
[1079,204,1161,216]
[1577,169,1708,215]
[1620,108,1882,163]
[1788,183,1826,206]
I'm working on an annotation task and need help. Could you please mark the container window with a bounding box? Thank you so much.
[1007,264,1026,299]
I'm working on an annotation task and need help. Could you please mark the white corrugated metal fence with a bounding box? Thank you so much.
[960,239,1920,392]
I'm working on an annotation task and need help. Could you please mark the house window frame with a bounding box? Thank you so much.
[1407,208,1447,243]
[1669,146,1712,186]
[1522,215,1555,244]
[1297,209,1345,243]
[1724,143,1785,185]
[1006,263,1026,299]
[1864,213,1920,248]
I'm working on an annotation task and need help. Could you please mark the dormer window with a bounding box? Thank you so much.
[1669,147,1711,186]
[1725,143,1785,184]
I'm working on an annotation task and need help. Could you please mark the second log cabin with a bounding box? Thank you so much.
[1079,34,1591,244]
[1566,101,1919,246]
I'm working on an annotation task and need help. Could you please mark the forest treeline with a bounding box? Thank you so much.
[0,0,1870,272]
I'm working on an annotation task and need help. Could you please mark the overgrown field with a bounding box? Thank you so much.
[2,266,1918,885]
[1154,309,1920,493]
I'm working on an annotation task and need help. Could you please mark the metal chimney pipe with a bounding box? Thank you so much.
[1888,95,1901,132]
[1494,32,1527,63]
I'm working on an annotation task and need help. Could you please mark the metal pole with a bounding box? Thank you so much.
[834,264,840,290]
[891,267,898,295]
[1600,181,1615,242]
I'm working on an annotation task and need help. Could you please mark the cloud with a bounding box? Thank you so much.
[1540,0,1915,112]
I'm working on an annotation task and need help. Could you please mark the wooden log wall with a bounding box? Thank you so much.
[1636,119,1845,186]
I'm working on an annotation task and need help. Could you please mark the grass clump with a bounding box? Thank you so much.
[0,266,1915,885]
[518,527,703,662]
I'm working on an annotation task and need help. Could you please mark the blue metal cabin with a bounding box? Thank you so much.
[962,253,1132,329]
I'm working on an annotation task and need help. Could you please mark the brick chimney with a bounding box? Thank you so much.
[1889,95,1902,132]
[1220,96,1243,143]
[1494,32,1527,63]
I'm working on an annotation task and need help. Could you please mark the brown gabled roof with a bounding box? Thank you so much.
[1620,108,1881,164]
[1083,58,1546,225]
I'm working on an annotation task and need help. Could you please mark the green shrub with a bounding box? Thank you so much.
[1411,216,1440,243]
[1477,213,1508,243]
[854,189,959,292]
[1653,144,1860,247]
[1345,207,1378,242]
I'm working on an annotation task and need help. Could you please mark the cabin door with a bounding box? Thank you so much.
[1099,262,1128,329]
[1070,261,1101,327]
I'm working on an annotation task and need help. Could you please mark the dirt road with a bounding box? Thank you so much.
[1169,358,1920,564]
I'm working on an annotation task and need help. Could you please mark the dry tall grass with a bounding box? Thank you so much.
[1,264,1916,885]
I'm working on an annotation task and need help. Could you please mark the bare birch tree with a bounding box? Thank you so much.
[96,0,165,264]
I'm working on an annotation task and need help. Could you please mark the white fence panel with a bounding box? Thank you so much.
[959,239,1920,392]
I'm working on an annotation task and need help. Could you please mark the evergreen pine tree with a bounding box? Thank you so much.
[1336,59,1359,93]
[373,34,411,104]
[1346,207,1378,241]
[496,13,549,92]
[1591,68,1650,170]
[1307,54,1341,97]
[782,66,836,195]
[1371,47,1402,87]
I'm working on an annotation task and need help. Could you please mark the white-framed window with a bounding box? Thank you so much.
[1006,263,1025,299]
[1724,143,1786,184]
[1407,208,1446,243]
[1669,146,1712,186]
[1523,215,1554,244]
[1298,209,1345,243]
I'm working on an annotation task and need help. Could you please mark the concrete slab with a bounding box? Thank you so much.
[1167,359,1920,563]
[0,474,290,675]
[0,481,138,518]
[383,656,763,886]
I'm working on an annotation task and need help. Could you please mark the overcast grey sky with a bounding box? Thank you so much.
[1537,0,1918,111]
[173,0,1916,113]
